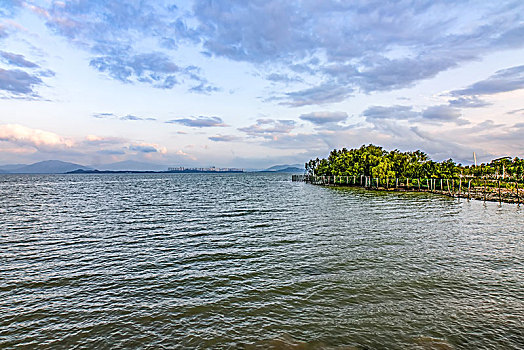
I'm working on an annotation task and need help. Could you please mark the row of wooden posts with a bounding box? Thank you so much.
[291,174,522,205]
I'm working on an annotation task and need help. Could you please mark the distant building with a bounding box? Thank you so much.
[167,166,243,172]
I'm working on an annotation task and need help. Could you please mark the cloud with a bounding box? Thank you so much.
[507,108,524,115]
[89,52,179,87]
[266,73,303,83]
[0,0,23,18]
[90,50,213,90]
[282,83,353,106]
[363,104,468,125]
[84,135,125,146]
[97,149,126,155]
[209,134,241,142]
[92,113,156,121]
[300,111,348,125]
[421,105,468,125]
[188,83,220,94]
[120,115,156,121]
[6,0,522,104]
[92,112,116,119]
[0,51,39,68]
[448,96,491,108]
[129,144,158,153]
[0,124,73,150]
[239,119,296,139]
[0,124,176,164]
[166,116,227,128]
[37,1,214,91]
[363,105,419,123]
[194,1,524,101]
[0,68,43,96]
[451,65,524,96]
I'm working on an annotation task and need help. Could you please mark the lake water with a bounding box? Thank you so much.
[1,173,523,349]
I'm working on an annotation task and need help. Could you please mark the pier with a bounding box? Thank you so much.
[292,175,522,205]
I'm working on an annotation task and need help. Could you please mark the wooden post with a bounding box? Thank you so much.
[459,178,462,199]
[418,178,421,191]
[407,178,409,190]
[498,180,501,204]
[386,177,389,189]
[468,180,471,200]
[396,178,398,189]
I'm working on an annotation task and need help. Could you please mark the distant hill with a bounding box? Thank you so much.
[8,160,92,174]
[273,167,303,173]
[0,164,27,171]
[92,160,167,171]
[263,164,303,172]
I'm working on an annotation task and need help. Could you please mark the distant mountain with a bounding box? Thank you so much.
[0,164,27,171]
[92,160,168,171]
[273,167,303,173]
[263,164,303,172]
[10,160,92,174]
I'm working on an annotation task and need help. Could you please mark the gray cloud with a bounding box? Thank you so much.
[422,105,466,124]
[239,119,296,138]
[451,65,524,96]
[356,56,458,92]
[266,73,303,83]
[128,145,158,153]
[363,104,468,125]
[36,2,214,91]
[166,116,227,128]
[92,113,156,121]
[194,1,524,100]
[5,1,524,105]
[120,115,156,121]
[0,68,42,95]
[448,96,491,108]
[507,108,524,115]
[97,149,126,155]
[189,82,220,94]
[90,52,178,87]
[300,111,348,125]
[0,51,39,68]
[282,83,353,106]
[92,112,116,119]
[209,135,241,142]
[363,105,418,123]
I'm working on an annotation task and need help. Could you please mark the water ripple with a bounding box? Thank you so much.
[0,173,523,349]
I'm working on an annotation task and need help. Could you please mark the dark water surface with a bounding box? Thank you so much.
[1,173,523,349]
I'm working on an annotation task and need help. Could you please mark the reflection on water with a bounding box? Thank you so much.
[0,173,523,349]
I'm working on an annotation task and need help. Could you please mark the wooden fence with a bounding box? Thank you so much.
[292,175,522,205]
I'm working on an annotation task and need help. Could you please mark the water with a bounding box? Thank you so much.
[1,173,523,349]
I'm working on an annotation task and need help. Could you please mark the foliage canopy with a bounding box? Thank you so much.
[305,144,524,179]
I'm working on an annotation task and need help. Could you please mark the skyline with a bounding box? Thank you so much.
[1,1,523,168]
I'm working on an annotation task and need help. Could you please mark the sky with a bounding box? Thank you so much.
[1,0,523,168]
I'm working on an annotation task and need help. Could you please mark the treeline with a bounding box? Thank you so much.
[305,144,524,179]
